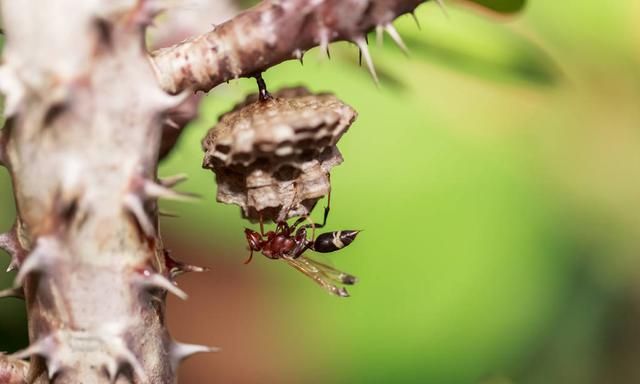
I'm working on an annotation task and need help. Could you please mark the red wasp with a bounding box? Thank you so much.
[244,200,360,297]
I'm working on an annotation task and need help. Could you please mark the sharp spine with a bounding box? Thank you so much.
[158,174,188,188]
[376,25,384,47]
[319,29,330,59]
[411,11,421,29]
[384,24,409,55]
[0,223,25,272]
[170,341,219,367]
[293,49,304,65]
[354,36,379,85]
[124,193,155,237]
[14,237,57,287]
[143,179,200,202]
[136,270,188,300]
[0,286,24,299]
[164,118,180,129]
[113,345,147,383]
[435,0,450,18]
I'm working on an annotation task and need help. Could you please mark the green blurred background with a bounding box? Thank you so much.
[3,0,640,383]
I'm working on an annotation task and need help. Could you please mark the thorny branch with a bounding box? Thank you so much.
[0,0,438,382]
[152,0,428,94]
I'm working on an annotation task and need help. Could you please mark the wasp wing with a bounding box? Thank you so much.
[283,256,357,297]
[302,256,358,285]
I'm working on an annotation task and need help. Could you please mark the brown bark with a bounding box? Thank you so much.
[0,0,430,382]
[0,1,209,383]
[152,0,427,94]
[0,354,29,384]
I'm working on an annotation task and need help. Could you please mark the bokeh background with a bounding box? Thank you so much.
[3,0,640,383]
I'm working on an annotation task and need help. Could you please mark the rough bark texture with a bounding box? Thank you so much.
[0,0,428,382]
[0,1,201,383]
[152,0,425,94]
[0,354,29,384]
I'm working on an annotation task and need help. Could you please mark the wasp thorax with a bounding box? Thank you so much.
[202,86,357,222]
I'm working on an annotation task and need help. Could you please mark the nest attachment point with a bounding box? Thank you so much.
[202,86,357,222]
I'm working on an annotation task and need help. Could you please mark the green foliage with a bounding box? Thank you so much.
[160,1,640,382]
[465,0,526,14]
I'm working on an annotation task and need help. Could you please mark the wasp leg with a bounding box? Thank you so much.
[244,249,254,264]
[259,212,266,236]
[301,190,331,231]
[291,227,313,258]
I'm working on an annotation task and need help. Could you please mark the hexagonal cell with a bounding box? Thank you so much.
[202,86,357,222]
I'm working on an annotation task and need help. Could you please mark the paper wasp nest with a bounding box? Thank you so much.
[202,87,357,222]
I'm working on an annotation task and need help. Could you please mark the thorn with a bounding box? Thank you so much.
[143,180,200,202]
[384,23,409,56]
[0,223,25,272]
[124,193,155,237]
[105,358,119,383]
[155,89,190,111]
[354,36,379,85]
[6,260,17,273]
[164,250,208,279]
[170,341,219,368]
[293,49,304,65]
[435,0,450,18]
[0,66,25,118]
[164,118,180,129]
[135,269,188,300]
[11,335,54,361]
[0,286,24,299]
[411,11,421,29]
[376,25,384,47]
[14,237,57,287]
[159,210,179,218]
[319,29,330,59]
[112,345,147,384]
[158,174,188,188]
[47,358,62,380]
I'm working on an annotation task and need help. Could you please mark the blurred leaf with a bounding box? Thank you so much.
[375,7,560,87]
[461,0,527,14]
[402,33,559,86]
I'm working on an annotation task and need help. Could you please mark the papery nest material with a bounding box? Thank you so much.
[202,86,357,222]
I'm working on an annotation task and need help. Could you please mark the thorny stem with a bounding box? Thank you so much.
[152,0,427,94]
[0,0,432,382]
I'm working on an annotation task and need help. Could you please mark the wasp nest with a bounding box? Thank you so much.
[202,87,357,222]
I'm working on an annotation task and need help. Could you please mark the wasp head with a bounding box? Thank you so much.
[244,228,262,251]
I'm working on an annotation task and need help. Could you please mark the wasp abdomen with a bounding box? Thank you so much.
[313,230,360,253]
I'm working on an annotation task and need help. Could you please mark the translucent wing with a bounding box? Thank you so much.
[283,255,357,298]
